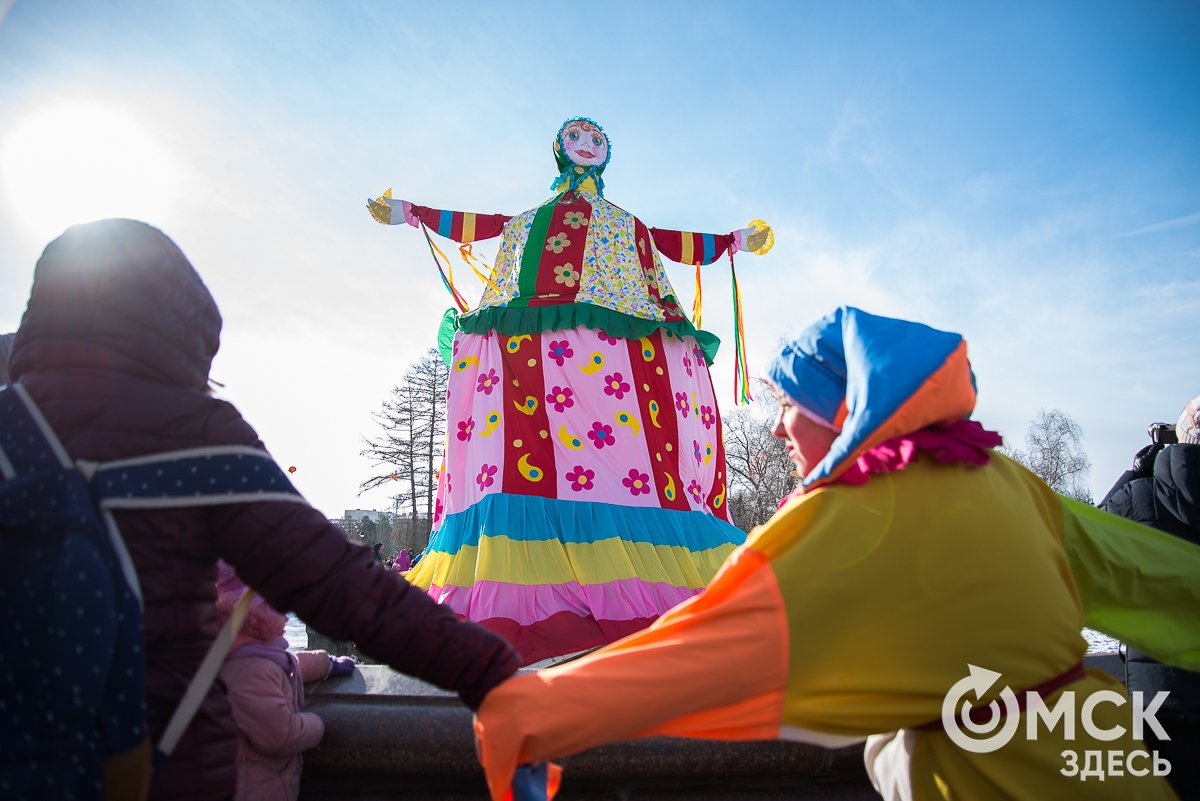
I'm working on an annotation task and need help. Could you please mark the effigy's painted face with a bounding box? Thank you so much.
[562,121,608,167]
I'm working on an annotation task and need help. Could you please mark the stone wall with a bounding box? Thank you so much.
[299,667,881,801]
[296,654,1127,800]
[304,624,379,664]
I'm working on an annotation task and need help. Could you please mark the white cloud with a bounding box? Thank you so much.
[1116,211,1200,238]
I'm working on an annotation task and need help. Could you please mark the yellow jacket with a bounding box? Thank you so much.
[477,454,1199,800]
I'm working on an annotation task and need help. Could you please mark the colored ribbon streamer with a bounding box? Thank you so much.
[505,761,562,801]
[728,250,752,406]
[420,223,470,313]
[459,243,502,294]
[691,261,703,330]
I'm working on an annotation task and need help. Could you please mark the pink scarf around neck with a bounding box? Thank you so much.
[780,419,1004,508]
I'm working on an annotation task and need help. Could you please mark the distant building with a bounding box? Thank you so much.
[344,509,382,523]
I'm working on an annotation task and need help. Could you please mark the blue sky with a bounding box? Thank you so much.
[0,0,1196,516]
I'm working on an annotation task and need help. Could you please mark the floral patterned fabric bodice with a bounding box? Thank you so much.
[478,186,684,323]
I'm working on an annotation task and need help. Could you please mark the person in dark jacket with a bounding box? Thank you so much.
[8,219,521,801]
[1100,402,1200,548]
[1099,395,1200,799]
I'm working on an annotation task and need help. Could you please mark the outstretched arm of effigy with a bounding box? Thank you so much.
[650,222,773,265]
[366,189,511,242]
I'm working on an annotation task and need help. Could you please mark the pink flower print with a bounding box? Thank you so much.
[623,469,652,496]
[597,330,618,345]
[456,417,475,442]
[452,340,460,355]
[477,369,499,395]
[587,422,615,449]
[433,496,444,523]
[700,405,715,430]
[547,340,574,366]
[603,372,631,400]
[565,465,595,492]
[683,355,693,377]
[546,385,575,413]
[476,464,497,490]
[693,346,706,368]
[693,440,703,466]
[675,392,690,417]
[687,479,704,504]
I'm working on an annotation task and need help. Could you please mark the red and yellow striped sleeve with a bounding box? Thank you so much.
[650,228,736,265]
[410,205,512,242]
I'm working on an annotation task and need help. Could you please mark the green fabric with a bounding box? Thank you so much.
[459,302,722,364]
[511,201,556,308]
[1060,495,1200,670]
[437,307,460,367]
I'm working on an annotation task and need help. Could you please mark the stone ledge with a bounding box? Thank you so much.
[300,656,1123,799]
[300,667,878,800]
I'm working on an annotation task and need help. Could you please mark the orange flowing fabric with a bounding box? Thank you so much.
[474,546,789,801]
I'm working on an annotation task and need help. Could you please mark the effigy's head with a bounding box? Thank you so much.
[554,117,611,172]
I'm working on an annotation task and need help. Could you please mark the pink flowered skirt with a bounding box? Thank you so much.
[405,324,744,664]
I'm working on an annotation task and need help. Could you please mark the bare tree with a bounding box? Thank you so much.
[361,379,422,541]
[360,349,449,553]
[1001,408,1093,502]
[412,352,450,532]
[723,386,798,531]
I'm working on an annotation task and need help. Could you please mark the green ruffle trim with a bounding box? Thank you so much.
[437,308,460,367]
[455,303,721,365]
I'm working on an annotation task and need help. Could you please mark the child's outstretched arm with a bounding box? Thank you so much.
[202,403,521,713]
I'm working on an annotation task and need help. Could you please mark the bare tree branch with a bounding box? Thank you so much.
[723,384,797,531]
[1000,408,1093,502]
[360,348,449,553]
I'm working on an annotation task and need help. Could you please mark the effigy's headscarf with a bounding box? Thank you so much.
[550,116,611,197]
[767,307,977,488]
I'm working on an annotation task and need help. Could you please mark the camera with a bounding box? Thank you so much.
[1148,423,1178,445]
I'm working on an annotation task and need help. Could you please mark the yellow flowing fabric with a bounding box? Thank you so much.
[477,453,1198,800]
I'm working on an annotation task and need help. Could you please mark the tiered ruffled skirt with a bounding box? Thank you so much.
[406,323,744,663]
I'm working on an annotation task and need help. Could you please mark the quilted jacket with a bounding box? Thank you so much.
[9,219,520,801]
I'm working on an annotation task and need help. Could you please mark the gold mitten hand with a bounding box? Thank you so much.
[366,188,394,225]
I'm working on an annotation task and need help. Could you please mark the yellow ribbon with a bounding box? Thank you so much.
[458,243,501,295]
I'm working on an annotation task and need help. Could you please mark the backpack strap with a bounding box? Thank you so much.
[83,444,307,510]
[0,381,74,476]
[0,383,311,763]
[1,383,147,612]
[156,587,257,760]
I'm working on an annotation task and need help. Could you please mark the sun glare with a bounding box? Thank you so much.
[0,101,185,245]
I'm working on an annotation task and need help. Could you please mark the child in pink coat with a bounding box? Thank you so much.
[215,562,353,801]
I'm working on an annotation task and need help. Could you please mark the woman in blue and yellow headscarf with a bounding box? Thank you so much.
[475,307,1200,800]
